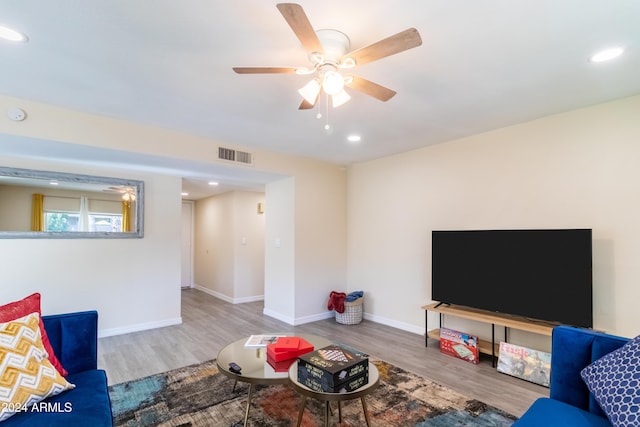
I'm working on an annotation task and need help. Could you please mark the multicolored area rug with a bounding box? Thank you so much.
[109,358,517,427]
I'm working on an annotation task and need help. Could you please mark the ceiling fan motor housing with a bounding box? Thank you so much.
[315,29,351,64]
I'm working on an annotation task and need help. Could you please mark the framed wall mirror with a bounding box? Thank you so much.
[0,166,144,238]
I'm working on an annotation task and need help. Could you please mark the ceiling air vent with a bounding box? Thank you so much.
[218,147,254,166]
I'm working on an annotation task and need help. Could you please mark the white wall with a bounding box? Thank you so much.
[194,192,235,298]
[262,160,348,325]
[193,190,265,302]
[233,191,266,300]
[0,156,182,337]
[348,94,640,348]
[264,178,296,322]
[293,162,348,322]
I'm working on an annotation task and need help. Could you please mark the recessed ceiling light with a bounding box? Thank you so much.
[49,181,59,186]
[589,47,624,63]
[0,25,28,43]
[208,181,219,186]
[347,135,361,143]
[181,192,189,197]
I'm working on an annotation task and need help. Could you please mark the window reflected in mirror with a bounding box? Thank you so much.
[0,166,144,238]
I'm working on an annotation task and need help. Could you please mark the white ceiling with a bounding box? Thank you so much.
[2,1,639,198]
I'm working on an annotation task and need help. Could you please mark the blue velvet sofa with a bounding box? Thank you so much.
[3,310,113,427]
[514,325,629,427]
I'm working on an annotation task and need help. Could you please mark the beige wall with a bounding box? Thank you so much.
[193,190,265,302]
[347,94,640,349]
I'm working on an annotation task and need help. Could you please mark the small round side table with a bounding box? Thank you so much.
[288,360,380,427]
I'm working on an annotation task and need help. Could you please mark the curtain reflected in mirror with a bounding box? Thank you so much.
[0,166,144,238]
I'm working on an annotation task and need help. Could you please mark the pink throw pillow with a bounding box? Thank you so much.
[0,293,68,376]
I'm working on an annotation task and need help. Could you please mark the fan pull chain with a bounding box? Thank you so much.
[323,94,333,133]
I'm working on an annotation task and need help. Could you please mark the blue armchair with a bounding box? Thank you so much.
[514,325,629,427]
[3,311,113,427]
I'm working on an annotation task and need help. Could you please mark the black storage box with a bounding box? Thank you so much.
[297,344,368,390]
[300,371,369,393]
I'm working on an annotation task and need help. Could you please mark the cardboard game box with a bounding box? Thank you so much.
[299,371,369,393]
[266,356,296,372]
[297,345,369,391]
[266,336,314,362]
[439,327,479,364]
[497,342,551,387]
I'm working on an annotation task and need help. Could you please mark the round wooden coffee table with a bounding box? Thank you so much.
[216,334,332,426]
[288,360,380,427]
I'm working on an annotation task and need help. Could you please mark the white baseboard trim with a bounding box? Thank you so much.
[294,311,335,325]
[235,295,265,304]
[262,308,295,325]
[194,284,264,304]
[98,317,182,338]
[261,309,343,326]
[262,306,423,332]
[363,312,423,335]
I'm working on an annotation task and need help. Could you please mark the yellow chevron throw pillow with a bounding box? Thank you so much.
[0,312,75,421]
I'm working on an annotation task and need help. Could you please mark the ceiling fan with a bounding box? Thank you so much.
[233,3,422,109]
[103,186,136,201]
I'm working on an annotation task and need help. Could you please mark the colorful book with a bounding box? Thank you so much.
[243,334,285,349]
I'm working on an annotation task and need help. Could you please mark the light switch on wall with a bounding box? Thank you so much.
[241,237,247,245]
[275,237,281,248]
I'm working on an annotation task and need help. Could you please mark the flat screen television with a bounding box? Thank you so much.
[431,229,592,328]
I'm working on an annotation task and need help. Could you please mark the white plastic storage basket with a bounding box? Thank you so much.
[336,298,363,325]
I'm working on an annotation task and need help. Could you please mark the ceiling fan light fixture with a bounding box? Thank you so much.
[332,89,351,108]
[298,79,321,104]
[322,70,344,95]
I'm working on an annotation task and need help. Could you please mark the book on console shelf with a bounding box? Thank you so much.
[439,327,479,364]
[297,344,369,392]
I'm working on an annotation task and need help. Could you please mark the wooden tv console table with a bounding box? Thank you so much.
[422,303,555,366]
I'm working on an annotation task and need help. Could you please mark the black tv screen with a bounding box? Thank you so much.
[431,229,592,328]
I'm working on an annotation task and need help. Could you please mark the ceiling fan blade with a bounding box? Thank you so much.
[342,28,422,67]
[276,3,324,53]
[298,89,320,109]
[299,99,315,110]
[347,75,397,101]
[233,67,298,74]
